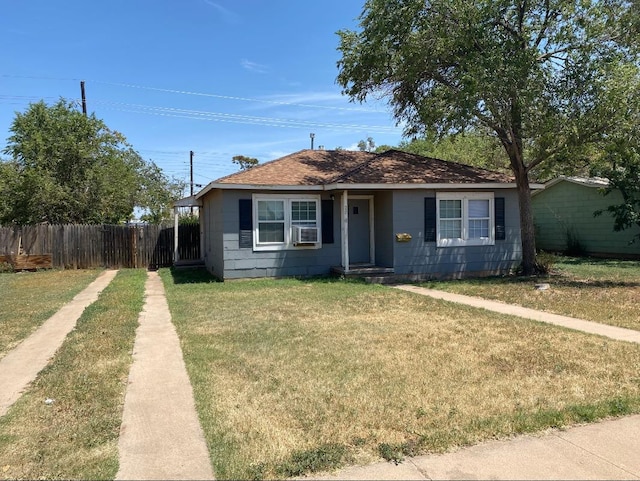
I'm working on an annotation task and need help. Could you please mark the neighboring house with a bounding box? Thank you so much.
[532,176,640,258]
[179,149,541,280]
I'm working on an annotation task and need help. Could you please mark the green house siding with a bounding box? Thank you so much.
[532,180,640,257]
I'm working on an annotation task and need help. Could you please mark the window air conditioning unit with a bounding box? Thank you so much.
[293,226,319,244]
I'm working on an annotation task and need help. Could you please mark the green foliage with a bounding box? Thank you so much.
[337,0,639,275]
[399,130,510,173]
[591,65,640,241]
[357,136,376,152]
[0,261,14,273]
[0,99,181,225]
[232,155,259,171]
[377,442,405,464]
[534,251,557,275]
[276,443,346,478]
[178,212,200,225]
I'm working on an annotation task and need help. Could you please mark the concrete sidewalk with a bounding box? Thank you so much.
[393,285,640,344]
[311,414,640,480]
[0,269,118,417]
[116,271,214,480]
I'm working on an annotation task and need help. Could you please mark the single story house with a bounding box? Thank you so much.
[179,149,542,280]
[532,176,640,258]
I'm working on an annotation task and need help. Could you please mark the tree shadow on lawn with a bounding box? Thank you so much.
[166,268,367,286]
[440,273,640,290]
[168,267,221,285]
[553,255,640,270]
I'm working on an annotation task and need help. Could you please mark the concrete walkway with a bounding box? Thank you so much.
[116,271,214,480]
[393,285,640,344]
[0,269,118,417]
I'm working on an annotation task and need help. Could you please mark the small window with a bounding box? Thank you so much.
[436,193,494,247]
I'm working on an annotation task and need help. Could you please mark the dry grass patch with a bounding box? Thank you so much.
[160,269,640,480]
[421,256,640,331]
[0,269,101,358]
[0,269,145,480]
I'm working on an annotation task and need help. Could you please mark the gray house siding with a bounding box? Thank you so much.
[201,188,522,280]
[391,190,521,278]
[201,189,225,278]
[217,190,342,279]
[532,181,640,257]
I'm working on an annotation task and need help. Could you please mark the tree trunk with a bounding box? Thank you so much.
[514,170,537,275]
[501,129,537,276]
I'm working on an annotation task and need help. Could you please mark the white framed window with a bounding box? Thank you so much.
[253,194,321,250]
[436,192,494,247]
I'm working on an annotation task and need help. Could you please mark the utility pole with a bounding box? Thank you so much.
[80,80,87,116]
[189,150,195,215]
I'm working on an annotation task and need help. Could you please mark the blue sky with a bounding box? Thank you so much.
[1,0,405,193]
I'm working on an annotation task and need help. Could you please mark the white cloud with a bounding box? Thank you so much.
[202,1,240,24]
[240,59,269,74]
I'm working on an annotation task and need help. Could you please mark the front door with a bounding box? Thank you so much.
[348,199,371,264]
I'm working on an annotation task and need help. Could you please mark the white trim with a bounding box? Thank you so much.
[196,183,322,198]
[173,206,180,263]
[323,182,543,191]
[436,192,495,247]
[173,195,203,207]
[196,181,543,199]
[341,190,349,272]
[252,194,322,251]
[531,176,609,197]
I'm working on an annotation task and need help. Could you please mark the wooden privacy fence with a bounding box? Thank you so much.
[0,224,200,269]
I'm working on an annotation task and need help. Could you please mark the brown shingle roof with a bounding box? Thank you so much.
[213,149,513,186]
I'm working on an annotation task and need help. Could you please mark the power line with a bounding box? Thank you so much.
[95,101,400,133]
[87,79,388,113]
[0,74,387,113]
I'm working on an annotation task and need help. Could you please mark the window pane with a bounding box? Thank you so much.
[440,219,462,239]
[469,219,489,238]
[440,200,462,219]
[291,201,317,225]
[258,200,284,221]
[258,222,284,243]
[469,199,489,218]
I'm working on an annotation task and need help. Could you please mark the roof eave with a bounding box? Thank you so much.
[173,195,203,207]
[195,183,323,198]
[197,182,543,197]
[324,182,541,190]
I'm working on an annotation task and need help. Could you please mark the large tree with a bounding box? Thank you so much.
[398,129,510,173]
[592,65,640,241]
[1,99,181,225]
[337,0,639,274]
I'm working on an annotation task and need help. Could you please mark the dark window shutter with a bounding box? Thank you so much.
[424,197,436,242]
[495,197,505,241]
[321,199,334,244]
[239,199,253,248]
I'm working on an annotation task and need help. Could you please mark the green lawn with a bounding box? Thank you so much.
[420,256,640,331]
[160,268,640,480]
[0,269,102,359]
[0,269,145,480]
